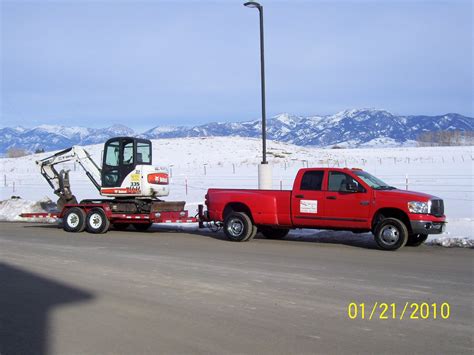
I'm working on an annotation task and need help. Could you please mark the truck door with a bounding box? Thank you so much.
[324,171,371,228]
[291,170,326,227]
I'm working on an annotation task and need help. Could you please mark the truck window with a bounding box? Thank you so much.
[328,172,360,192]
[300,171,324,191]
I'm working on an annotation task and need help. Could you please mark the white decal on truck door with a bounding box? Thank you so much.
[300,200,318,214]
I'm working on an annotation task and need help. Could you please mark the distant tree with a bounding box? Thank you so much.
[7,147,28,158]
[417,130,474,147]
[35,148,45,154]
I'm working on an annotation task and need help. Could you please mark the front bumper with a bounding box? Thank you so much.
[410,220,446,235]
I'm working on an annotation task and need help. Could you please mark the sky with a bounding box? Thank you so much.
[1,0,472,129]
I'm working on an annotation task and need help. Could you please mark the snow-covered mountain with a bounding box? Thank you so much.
[140,109,473,147]
[1,109,472,154]
[0,124,134,154]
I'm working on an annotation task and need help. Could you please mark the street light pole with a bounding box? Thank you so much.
[244,1,272,189]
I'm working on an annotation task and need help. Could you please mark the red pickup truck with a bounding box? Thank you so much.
[203,168,446,250]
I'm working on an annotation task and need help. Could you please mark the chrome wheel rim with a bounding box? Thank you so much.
[227,218,244,238]
[380,225,400,245]
[67,213,79,228]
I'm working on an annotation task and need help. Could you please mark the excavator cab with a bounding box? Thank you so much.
[102,137,152,188]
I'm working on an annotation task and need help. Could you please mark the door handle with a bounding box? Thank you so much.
[295,194,304,198]
[326,196,337,200]
[360,201,370,206]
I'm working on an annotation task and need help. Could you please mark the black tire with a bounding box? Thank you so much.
[245,225,258,241]
[113,223,130,231]
[63,207,86,233]
[133,223,153,231]
[223,212,254,242]
[406,234,428,247]
[85,208,110,234]
[260,227,290,239]
[373,217,408,251]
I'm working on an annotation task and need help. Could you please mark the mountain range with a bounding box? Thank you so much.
[1,109,472,154]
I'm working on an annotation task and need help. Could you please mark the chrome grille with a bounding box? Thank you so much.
[430,199,444,217]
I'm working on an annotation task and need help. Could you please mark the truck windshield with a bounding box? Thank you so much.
[353,171,396,190]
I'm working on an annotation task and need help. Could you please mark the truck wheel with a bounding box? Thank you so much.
[260,227,289,239]
[374,217,408,251]
[113,223,130,231]
[245,225,258,241]
[63,207,86,233]
[406,234,428,247]
[86,208,110,234]
[224,212,254,242]
[133,223,153,231]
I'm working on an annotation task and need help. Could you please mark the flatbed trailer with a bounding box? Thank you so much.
[20,202,203,234]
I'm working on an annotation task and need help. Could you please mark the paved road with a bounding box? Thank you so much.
[0,222,472,354]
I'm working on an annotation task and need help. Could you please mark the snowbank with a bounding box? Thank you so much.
[0,197,57,222]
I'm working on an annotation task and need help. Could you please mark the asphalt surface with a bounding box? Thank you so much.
[0,222,472,355]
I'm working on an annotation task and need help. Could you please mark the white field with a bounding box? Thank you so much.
[0,137,472,247]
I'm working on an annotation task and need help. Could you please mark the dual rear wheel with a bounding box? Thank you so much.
[223,212,290,242]
[223,212,257,242]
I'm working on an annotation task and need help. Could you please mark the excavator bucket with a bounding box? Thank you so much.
[57,195,78,211]
[56,169,78,210]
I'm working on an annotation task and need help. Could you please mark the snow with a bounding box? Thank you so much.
[0,196,56,222]
[0,137,472,248]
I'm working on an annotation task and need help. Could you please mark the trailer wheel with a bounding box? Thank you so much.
[113,223,130,231]
[63,207,86,233]
[374,217,408,251]
[133,223,153,231]
[406,234,428,247]
[86,208,110,234]
[223,212,254,242]
[260,227,289,239]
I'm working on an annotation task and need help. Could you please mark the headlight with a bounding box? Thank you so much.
[407,201,429,214]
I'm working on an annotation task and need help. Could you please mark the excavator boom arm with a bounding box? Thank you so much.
[37,146,102,208]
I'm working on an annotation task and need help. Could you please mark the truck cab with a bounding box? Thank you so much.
[291,168,445,237]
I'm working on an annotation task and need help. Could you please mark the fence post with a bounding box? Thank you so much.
[203,164,207,175]
[4,174,6,187]
[185,178,188,196]
[13,181,15,193]
[232,163,235,174]
[405,174,409,191]
[280,180,282,190]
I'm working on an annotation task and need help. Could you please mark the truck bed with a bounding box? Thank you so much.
[207,188,293,226]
